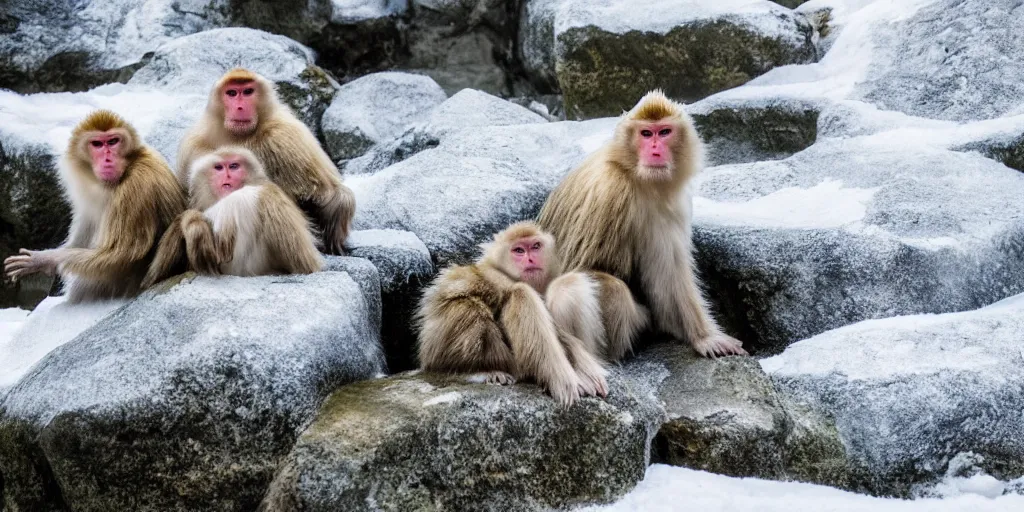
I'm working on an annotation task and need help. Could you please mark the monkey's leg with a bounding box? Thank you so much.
[142,214,187,289]
[418,297,515,379]
[546,273,609,397]
[591,272,650,362]
[502,283,581,406]
[182,210,227,275]
[557,328,608,398]
[314,184,355,255]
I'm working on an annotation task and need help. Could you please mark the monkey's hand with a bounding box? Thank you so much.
[691,332,748,358]
[4,249,59,281]
[467,371,516,386]
[546,372,582,407]
[574,354,609,398]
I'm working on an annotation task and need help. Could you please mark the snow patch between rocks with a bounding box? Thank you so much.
[694,179,877,229]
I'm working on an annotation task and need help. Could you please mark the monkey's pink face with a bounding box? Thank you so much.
[635,122,676,171]
[209,155,248,199]
[222,81,259,136]
[511,237,547,282]
[88,132,126,184]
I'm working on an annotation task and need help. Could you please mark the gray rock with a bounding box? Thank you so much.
[0,272,385,511]
[321,72,446,161]
[763,294,1024,496]
[0,0,229,93]
[644,344,851,488]
[129,28,339,135]
[519,0,818,119]
[346,230,436,371]
[349,117,612,265]
[260,367,666,512]
[693,137,1024,354]
[689,95,824,166]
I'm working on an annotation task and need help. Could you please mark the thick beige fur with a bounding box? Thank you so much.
[143,146,323,287]
[176,68,355,254]
[537,90,746,357]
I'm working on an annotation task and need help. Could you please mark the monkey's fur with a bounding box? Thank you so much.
[10,110,186,302]
[143,147,323,287]
[417,222,647,404]
[538,91,745,357]
[176,68,355,254]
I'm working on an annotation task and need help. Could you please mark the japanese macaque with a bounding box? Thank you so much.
[143,146,323,286]
[176,68,354,254]
[417,222,646,405]
[538,90,747,357]
[3,110,185,302]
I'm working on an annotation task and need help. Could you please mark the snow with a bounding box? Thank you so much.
[347,229,431,257]
[331,0,407,23]
[0,297,125,390]
[694,179,877,229]
[577,465,1024,512]
[556,0,800,38]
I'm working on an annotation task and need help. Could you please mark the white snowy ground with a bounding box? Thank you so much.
[577,465,1024,512]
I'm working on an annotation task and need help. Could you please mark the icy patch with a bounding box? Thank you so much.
[694,179,877,229]
[577,464,1024,511]
[0,297,125,389]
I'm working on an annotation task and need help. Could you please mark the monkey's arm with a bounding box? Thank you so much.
[500,283,581,406]
[259,186,324,274]
[182,210,228,275]
[641,235,746,357]
[141,213,188,288]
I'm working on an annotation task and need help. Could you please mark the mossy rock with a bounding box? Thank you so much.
[557,19,817,119]
[690,98,821,166]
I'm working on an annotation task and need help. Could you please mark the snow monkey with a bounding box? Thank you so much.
[143,146,324,287]
[177,68,355,254]
[3,110,185,302]
[538,90,747,357]
[417,222,647,405]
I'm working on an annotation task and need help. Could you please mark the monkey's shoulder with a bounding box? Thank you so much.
[430,265,505,308]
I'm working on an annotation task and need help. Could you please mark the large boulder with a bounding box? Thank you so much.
[0,0,229,93]
[645,344,851,488]
[260,366,666,511]
[129,28,339,137]
[321,72,447,162]
[763,293,1024,496]
[692,136,1024,354]
[0,271,385,511]
[519,0,818,119]
[350,117,613,265]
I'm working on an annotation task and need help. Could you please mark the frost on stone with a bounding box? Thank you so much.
[761,294,1024,495]
[330,0,407,23]
[425,89,548,135]
[322,72,447,161]
[346,229,434,292]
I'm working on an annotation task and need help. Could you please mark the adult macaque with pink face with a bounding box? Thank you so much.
[4,110,185,302]
[143,146,323,287]
[176,68,355,255]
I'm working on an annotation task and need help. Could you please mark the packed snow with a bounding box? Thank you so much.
[577,465,1024,512]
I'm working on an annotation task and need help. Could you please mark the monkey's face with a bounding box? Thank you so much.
[511,237,549,291]
[634,121,677,181]
[222,81,259,136]
[209,155,249,199]
[87,132,127,184]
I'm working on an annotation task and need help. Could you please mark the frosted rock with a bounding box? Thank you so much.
[330,0,407,23]
[0,272,385,510]
[763,293,1024,495]
[321,72,447,161]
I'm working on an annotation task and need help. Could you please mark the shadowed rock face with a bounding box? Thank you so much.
[0,271,385,512]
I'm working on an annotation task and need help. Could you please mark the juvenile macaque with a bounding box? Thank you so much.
[177,68,354,254]
[539,90,746,357]
[144,146,323,287]
[4,110,185,302]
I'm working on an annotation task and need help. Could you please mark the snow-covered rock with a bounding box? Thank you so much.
[644,344,850,487]
[321,72,447,161]
[350,117,612,264]
[261,366,666,511]
[0,272,385,511]
[519,0,818,119]
[342,230,435,371]
[693,135,1024,354]
[330,0,408,23]
[0,0,229,93]
[762,294,1024,496]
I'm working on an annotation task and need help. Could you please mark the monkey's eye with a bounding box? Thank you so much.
[107,138,119,146]
[512,247,526,254]
[226,89,238,97]
[90,140,103,148]
[243,88,255,96]
[214,164,223,171]
[229,162,240,170]
[532,242,541,250]
[658,128,671,136]
[640,129,654,138]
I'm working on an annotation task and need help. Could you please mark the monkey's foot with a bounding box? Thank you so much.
[467,371,516,386]
[692,332,748,358]
[575,361,609,398]
[546,373,582,407]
